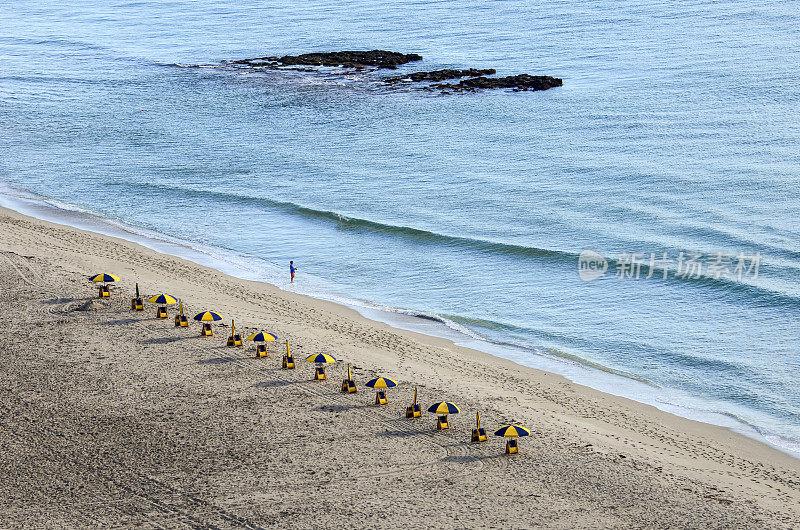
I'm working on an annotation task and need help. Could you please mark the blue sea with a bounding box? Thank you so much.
[1,1,799,455]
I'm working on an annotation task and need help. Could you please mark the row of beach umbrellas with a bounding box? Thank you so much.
[91,273,532,451]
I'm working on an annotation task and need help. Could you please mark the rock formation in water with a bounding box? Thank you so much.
[385,68,497,83]
[430,74,563,92]
[226,50,562,93]
[232,50,423,69]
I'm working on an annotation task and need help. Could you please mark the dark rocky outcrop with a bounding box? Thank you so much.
[232,50,422,69]
[430,74,563,92]
[385,68,496,83]
[224,50,562,93]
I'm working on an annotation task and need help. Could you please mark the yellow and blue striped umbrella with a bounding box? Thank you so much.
[428,402,460,414]
[247,331,277,342]
[494,425,531,438]
[89,273,120,283]
[365,377,397,389]
[305,353,337,364]
[148,293,178,305]
[193,311,223,322]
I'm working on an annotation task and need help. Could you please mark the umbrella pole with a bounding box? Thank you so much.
[472,411,487,443]
[131,283,143,311]
[176,300,185,327]
[341,363,357,393]
[227,320,242,347]
[406,386,420,419]
[282,340,295,369]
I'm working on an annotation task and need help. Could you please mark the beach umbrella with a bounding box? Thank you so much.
[306,353,336,381]
[248,331,276,357]
[495,424,531,455]
[366,376,397,406]
[90,273,119,298]
[194,310,222,336]
[305,353,337,364]
[194,311,223,322]
[149,294,176,318]
[494,425,531,438]
[428,401,459,430]
[247,332,278,342]
[427,402,460,415]
[89,273,120,283]
[148,294,178,305]
[365,377,398,389]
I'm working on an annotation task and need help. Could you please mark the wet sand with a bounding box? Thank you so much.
[1,206,798,528]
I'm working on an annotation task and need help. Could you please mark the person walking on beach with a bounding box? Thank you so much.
[289,261,297,283]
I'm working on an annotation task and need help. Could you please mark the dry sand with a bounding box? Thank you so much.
[1,205,799,529]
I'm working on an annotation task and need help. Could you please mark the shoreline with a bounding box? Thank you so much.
[1,203,799,526]
[1,185,797,459]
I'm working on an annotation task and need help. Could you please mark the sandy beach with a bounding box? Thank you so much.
[0,205,798,529]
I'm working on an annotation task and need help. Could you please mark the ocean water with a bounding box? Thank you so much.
[1,1,799,455]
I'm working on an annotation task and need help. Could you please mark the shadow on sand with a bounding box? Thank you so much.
[141,336,194,345]
[379,429,423,438]
[104,318,140,326]
[441,452,505,464]
[255,380,294,388]
[198,357,237,365]
[314,403,359,413]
